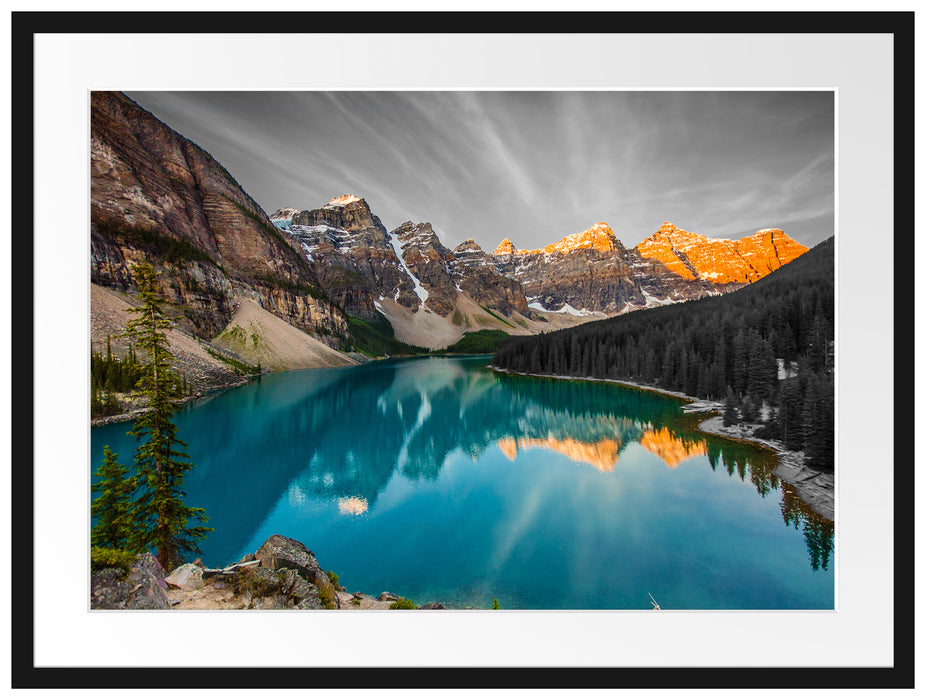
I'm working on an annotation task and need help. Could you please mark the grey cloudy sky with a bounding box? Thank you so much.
[126,91,834,251]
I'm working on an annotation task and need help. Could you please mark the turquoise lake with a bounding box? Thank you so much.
[91,355,834,610]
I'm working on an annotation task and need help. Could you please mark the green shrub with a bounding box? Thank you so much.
[203,345,261,375]
[316,579,338,609]
[91,546,137,574]
[325,570,339,589]
[389,598,417,610]
[492,597,501,610]
[230,566,280,597]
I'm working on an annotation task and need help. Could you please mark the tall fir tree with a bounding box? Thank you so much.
[723,385,738,427]
[123,262,212,570]
[91,446,134,550]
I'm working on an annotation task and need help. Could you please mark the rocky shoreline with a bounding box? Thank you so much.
[489,366,834,522]
[92,534,446,611]
[695,415,834,521]
[91,352,377,428]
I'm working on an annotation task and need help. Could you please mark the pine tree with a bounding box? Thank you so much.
[123,262,212,570]
[723,385,738,426]
[91,446,134,550]
[740,393,757,423]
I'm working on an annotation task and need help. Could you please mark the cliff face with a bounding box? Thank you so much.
[451,239,529,316]
[280,202,533,322]
[390,221,460,317]
[90,91,347,340]
[285,196,419,319]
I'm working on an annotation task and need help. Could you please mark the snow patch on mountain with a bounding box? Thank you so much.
[389,231,429,302]
[641,289,682,308]
[528,301,595,317]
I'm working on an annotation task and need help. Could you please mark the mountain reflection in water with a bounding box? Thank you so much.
[92,355,834,608]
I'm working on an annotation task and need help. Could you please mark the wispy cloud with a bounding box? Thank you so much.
[126,90,834,249]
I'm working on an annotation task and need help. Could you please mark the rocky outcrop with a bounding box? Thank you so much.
[90,91,347,342]
[255,534,334,591]
[91,553,171,610]
[91,535,446,611]
[164,563,204,591]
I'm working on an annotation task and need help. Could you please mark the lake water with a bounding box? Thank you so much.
[91,355,834,609]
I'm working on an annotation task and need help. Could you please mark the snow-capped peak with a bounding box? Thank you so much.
[493,238,517,256]
[492,223,617,256]
[269,207,301,220]
[327,194,362,206]
[543,222,617,254]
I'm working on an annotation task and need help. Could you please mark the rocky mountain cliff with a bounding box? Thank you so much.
[90,91,347,343]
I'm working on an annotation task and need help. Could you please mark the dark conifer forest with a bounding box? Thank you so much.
[492,238,835,471]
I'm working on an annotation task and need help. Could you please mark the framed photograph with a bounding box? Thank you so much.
[12,8,913,690]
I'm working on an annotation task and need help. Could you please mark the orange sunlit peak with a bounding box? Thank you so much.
[327,194,362,206]
[493,238,517,256]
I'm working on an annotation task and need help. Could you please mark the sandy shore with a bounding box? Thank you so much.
[489,366,834,522]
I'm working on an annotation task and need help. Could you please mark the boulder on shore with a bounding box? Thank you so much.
[165,563,204,591]
[91,553,171,610]
[256,534,333,589]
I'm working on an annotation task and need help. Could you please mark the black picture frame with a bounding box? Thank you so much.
[10,10,914,690]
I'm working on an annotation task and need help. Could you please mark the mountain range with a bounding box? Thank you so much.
[89,91,809,388]
[269,196,806,348]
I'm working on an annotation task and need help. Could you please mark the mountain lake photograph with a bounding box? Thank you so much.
[88,90,835,611]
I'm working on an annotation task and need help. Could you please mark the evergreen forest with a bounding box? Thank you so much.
[91,336,193,418]
[492,238,835,471]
